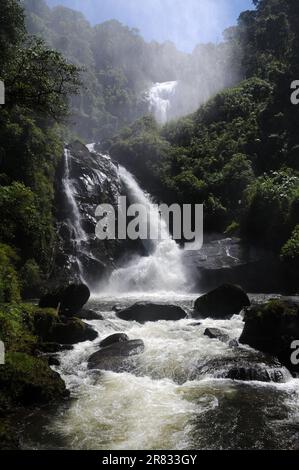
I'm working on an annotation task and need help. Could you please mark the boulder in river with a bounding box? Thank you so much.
[117,302,186,322]
[194,350,291,383]
[76,309,103,320]
[99,333,129,348]
[88,339,145,371]
[48,318,98,345]
[204,328,230,343]
[39,283,90,316]
[239,298,299,373]
[193,284,250,319]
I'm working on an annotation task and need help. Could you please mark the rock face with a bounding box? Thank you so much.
[117,302,186,322]
[88,339,145,371]
[39,283,90,315]
[99,333,129,348]
[239,299,299,373]
[204,328,230,343]
[183,236,296,294]
[53,141,144,288]
[193,284,250,319]
[194,350,291,383]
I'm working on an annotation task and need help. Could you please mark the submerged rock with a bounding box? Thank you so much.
[99,333,129,348]
[88,339,145,371]
[239,299,299,373]
[193,284,250,319]
[194,350,291,383]
[117,302,186,322]
[204,328,230,343]
[76,309,103,320]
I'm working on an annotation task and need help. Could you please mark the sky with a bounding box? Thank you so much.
[46,0,254,52]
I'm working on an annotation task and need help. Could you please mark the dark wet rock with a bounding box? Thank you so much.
[88,339,145,371]
[39,283,90,316]
[112,305,123,313]
[229,339,239,349]
[204,328,230,343]
[117,302,186,322]
[189,322,202,327]
[77,309,103,320]
[183,236,297,294]
[194,350,291,383]
[48,318,98,345]
[48,356,60,367]
[193,284,250,319]
[99,333,129,348]
[37,343,73,353]
[239,299,299,373]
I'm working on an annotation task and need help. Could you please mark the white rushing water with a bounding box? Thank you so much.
[103,166,188,294]
[63,149,87,243]
[148,81,178,124]
[23,294,299,450]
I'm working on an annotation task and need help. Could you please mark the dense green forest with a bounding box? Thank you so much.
[0,0,80,302]
[106,0,299,278]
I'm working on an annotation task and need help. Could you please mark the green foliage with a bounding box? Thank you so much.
[281,225,299,267]
[242,171,299,249]
[0,244,20,304]
[20,259,42,298]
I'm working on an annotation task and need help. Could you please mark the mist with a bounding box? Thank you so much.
[25,0,251,135]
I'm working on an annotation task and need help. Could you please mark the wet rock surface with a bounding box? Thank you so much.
[194,284,250,319]
[117,302,187,322]
[88,339,145,371]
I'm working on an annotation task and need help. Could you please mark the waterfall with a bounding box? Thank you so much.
[148,81,178,124]
[62,148,88,282]
[104,166,188,294]
[63,149,87,244]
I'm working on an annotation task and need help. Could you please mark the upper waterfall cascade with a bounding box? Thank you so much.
[148,81,178,124]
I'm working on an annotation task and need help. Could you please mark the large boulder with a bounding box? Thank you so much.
[193,284,250,319]
[239,299,299,373]
[88,339,145,371]
[117,302,186,322]
[47,318,98,345]
[39,283,90,316]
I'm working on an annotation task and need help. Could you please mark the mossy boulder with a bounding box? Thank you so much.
[46,318,98,344]
[239,299,299,373]
[0,352,68,412]
[194,284,250,319]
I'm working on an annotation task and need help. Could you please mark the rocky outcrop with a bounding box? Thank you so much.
[239,299,299,374]
[99,333,129,348]
[193,284,250,319]
[183,237,296,294]
[88,339,145,371]
[117,302,186,322]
